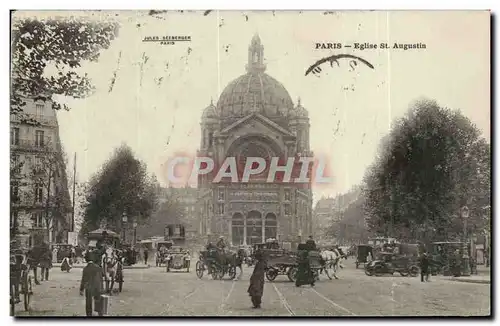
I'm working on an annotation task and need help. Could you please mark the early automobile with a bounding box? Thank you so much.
[364,252,419,277]
[166,247,190,272]
[430,241,476,276]
[355,244,374,268]
[155,240,174,267]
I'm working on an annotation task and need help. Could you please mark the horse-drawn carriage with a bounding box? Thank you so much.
[196,248,238,280]
[166,246,191,272]
[264,243,334,282]
[155,240,174,267]
[265,249,298,281]
[10,248,34,316]
[355,244,374,268]
[86,229,124,294]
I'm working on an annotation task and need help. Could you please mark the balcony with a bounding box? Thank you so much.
[11,138,54,152]
[10,113,58,127]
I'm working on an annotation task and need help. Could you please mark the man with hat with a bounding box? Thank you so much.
[80,251,104,316]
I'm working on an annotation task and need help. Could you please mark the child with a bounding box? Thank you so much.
[80,251,104,316]
[247,250,266,309]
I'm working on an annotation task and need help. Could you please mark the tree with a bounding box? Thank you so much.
[81,145,159,236]
[11,15,119,122]
[363,99,491,241]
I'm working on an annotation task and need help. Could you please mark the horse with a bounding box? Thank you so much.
[101,247,123,295]
[320,249,344,279]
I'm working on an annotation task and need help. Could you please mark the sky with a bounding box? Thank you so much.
[16,10,490,202]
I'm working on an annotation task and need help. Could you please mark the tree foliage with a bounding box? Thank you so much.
[11,15,119,121]
[81,145,159,235]
[363,99,491,241]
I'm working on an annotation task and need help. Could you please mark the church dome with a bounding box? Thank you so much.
[216,34,294,119]
[202,100,217,120]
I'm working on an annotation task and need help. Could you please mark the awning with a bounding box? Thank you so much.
[87,228,120,238]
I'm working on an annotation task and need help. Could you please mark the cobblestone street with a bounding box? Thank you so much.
[15,261,490,317]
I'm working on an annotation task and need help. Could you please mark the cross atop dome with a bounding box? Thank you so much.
[246,34,266,73]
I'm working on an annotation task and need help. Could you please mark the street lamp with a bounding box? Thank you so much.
[461,206,471,276]
[122,212,128,243]
[133,222,138,246]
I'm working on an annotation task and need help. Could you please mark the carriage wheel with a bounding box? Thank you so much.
[196,261,204,279]
[23,274,33,311]
[10,284,16,316]
[212,265,224,280]
[266,268,278,281]
[408,265,419,277]
[228,266,237,280]
[287,267,298,282]
[374,265,384,277]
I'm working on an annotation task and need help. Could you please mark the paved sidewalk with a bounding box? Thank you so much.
[435,266,491,284]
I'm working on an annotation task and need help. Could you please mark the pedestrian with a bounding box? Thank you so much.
[144,247,149,265]
[420,252,430,282]
[80,251,104,317]
[52,246,58,264]
[39,243,52,281]
[247,250,266,309]
[295,243,315,287]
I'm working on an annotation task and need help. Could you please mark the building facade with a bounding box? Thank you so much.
[136,186,199,244]
[197,35,313,246]
[10,97,72,247]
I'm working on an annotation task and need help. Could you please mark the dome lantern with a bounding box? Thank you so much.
[245,33,266,74]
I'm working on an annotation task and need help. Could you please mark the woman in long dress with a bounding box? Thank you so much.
[247,250,267,309]
[295,244,315,287]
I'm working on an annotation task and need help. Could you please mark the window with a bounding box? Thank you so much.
[284,204,291,216]
[34,156,43,173]
[218,188,225,201]
[10,211,18,229]
[10,181,19,203]
[35,183,43,203]
[35,103,44,116]
[11,127,19,146]
[11,154,21,174]
[217,203,225,215]
[284,189,291,201]
[32,212,44,228]
[208,132,213,147]
[35,130,45,147]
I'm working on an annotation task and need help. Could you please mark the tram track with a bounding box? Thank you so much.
[309,287,357,316]
[217,280,236,315]
[272,283,295,315]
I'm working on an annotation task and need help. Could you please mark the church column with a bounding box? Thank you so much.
[261,212,266,242]
[228,218,232,246]
[243,214,247,245]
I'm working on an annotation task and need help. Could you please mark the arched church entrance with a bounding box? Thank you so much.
[264,213,277,240]
[246,211,262,245]
[231,213,245,245]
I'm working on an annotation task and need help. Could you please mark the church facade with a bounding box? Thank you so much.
[197,34,313,246]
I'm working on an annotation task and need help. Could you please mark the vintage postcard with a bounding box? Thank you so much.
[10,10,490,317]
